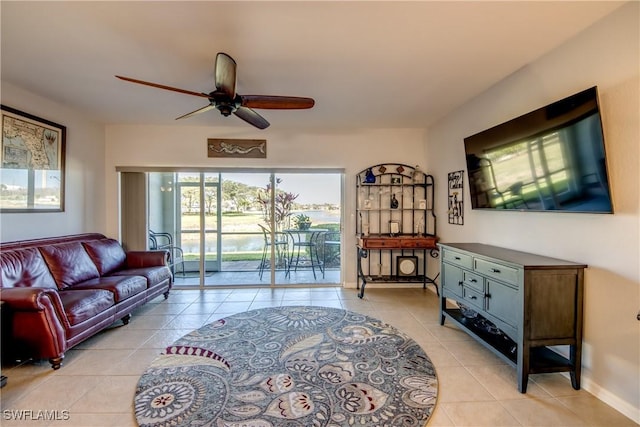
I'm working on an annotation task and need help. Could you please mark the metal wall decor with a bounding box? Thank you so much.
[448,170,464,225]
[1,105,66,212]
[207,138,267,158]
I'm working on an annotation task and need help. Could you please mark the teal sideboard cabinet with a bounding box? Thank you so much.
[438,243,586,393]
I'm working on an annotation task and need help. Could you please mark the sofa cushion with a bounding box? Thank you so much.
[110,266,172,289]
[82,239,126,276]
[39,242,100,290]
[0,248,57,289]
[71,275,147,303]
[59,289,115,326]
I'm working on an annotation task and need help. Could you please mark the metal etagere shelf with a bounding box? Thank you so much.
[355,163,439,298]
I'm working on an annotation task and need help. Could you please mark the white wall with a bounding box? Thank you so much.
[0,82,106,242]
[426,3,639,422]
[104,125,427,283]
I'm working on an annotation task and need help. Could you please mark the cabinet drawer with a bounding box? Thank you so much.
[443,250,473,269]
[400,237,438,248]
[462,287,484,311]
[463,270,484,292]
[474,258,518,284]
[362,238,400,248]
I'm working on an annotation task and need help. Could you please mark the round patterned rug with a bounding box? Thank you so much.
[134,306,438,427]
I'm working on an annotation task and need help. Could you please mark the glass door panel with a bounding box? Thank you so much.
[216,173,270,285]
[274,173,342,285]
[203,173,220,277]
[177,173,202,283]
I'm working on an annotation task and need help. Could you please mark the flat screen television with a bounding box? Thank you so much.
[464,87,613,213]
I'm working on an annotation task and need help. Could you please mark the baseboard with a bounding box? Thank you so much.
[560,372,640,424]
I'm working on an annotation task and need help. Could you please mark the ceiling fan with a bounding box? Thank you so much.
[116,52,315,129]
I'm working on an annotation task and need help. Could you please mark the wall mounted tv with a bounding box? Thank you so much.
[464,86,613,213]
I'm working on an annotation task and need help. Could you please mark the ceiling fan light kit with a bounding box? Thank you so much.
[116,52,314,129]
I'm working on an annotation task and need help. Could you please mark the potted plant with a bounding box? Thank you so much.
[293,213,312,230]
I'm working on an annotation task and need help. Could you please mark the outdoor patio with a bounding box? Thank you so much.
[171,260,341,287]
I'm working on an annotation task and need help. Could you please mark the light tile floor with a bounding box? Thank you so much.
[0,287,635,427]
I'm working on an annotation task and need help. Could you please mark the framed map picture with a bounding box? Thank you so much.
[1,105,66,212]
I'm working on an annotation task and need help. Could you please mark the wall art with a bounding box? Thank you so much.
[448,170,464,225]
[207,138,267,158]
[1,105,66,212]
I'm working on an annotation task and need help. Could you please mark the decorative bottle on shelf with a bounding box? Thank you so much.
[390,194,399,209]
[364,168,376,184]
[412,165,424,184]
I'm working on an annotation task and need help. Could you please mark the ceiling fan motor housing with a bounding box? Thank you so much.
[210,91,242,116]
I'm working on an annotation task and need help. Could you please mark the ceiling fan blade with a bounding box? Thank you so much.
[234,106,270,129]
[241,95,315,110]
[215,52,237,98]
[175,104,215,120]
[115,75,210,98]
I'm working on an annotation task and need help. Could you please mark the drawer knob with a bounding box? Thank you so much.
[490,268,501,273]
[485,293,491,298]
[470,279,477,283]
[458,281,463,286]
[470,295,477,300]
[454,256,461,260]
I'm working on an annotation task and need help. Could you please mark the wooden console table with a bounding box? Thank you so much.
[356,234,439,298]
[439,243,586,393]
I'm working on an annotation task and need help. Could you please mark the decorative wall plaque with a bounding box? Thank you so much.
[448,170,464,225]
[207,138,266,158]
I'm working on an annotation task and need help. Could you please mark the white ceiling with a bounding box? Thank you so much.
[1,1,625,130]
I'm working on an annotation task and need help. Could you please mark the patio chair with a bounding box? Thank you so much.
[258,224,289,280]
[321,231,341,278]
[149,230,185,277]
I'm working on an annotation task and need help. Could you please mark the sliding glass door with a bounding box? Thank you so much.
[145,169,342,288]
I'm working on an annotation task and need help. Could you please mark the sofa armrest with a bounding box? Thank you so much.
[126,250,168,268]
[1,287,69,362]
[1,287,64,312]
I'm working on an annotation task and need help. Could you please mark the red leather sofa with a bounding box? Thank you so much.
[0,233,172,369]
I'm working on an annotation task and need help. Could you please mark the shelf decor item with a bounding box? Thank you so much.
[390,194,399,209]
[1,105,66,213]
[364,168,376,184]
[389,220,400,236]
[397,255,418,277]
[412,165,424,184]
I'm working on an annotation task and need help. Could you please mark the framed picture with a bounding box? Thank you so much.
[397,255,418,277]
[389,220,400,236]
[1,105,66,212]
[207,138,266,158]
[390,176,402,185]
[448,170,464,225]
